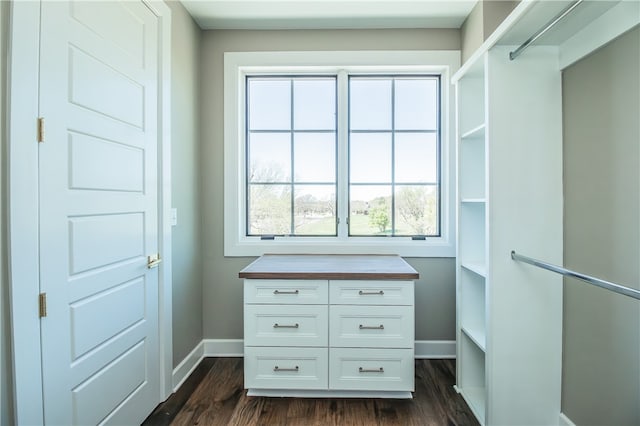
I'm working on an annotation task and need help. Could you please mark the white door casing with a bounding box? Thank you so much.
[7,1,173,424]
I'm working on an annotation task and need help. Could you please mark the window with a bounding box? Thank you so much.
[246,76,338,236]
[225,51,459,257]
[348,76,440,237]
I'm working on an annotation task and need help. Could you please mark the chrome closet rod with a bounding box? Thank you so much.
[509,0,585,60]
[511,251,640,301]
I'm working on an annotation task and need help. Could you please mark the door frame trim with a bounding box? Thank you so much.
[6,1,173,423]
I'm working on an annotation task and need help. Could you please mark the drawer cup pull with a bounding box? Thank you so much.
[359,367,384,373]
[358,290,384,295]
[274,365,299,372]
[359,324,384,330]
[273,323,300,329]
[274,289,299,295]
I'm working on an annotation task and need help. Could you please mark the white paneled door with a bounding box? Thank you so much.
[38,1,161,424]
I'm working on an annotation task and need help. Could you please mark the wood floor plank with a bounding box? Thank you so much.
[226,391,265,426]
[170,358,245,426]
[285,397,316,421]
[143,358,217,426]
[143,358,480,426]
[256,396,291,425]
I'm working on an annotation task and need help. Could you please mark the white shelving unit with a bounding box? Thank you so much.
[455,53,488,423]
[454,44,565,424]
[453,1,638,424]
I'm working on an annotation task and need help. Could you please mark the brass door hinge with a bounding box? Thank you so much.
[37,117,45,143]
[39,293,47,318]
[147,254,162,269]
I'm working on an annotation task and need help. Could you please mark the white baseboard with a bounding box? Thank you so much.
[172,338,456,391]
[415,340,456,359]
[203,339,244,357]
[171,340,204,392]
[559,413,577,426]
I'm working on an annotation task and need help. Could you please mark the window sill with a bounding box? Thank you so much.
[224,236,455,258]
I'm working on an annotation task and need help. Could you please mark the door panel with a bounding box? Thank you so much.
[69,132,144,192]
[69,46,145,127]
[38,1,161,424]
[72,340,147,425]
[69,277,145,359]
[69,213,145,273]
[69,1,145,66]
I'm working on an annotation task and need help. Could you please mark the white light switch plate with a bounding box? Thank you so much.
[171,208,177,226]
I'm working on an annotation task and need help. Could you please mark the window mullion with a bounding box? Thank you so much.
[289,79,295,236]
[337,70,349,239]
[391,78,396,236]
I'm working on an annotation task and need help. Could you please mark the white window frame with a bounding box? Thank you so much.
[224,50,459,257]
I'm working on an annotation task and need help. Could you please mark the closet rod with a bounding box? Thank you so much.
[511,251,640,301]
[509,0,584,60]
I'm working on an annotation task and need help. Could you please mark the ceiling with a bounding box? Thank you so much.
[180,0,479,30]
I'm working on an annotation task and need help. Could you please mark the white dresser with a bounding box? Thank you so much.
[239,254,418,398]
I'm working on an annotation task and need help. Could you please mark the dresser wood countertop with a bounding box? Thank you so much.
[239,254,419,280]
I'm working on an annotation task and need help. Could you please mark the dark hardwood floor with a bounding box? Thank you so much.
[143,358,479,426]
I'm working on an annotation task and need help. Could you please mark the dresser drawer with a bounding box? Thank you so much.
[245,279,328,304]
[329,348,414,391]
[329,305,414,348]
[329,280,413,305]
[244,347,329,390]
[244,304,328,347]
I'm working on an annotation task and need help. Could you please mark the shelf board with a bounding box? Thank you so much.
[460,198,486,205]
[460,386,486,425]
[461,123,486,140]
[496,0,619,47]
[461,326,486,352]
[461,262,487,278]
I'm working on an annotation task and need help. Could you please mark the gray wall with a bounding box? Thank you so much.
[460,1,518,63]
[481,1,518,43]
[562,26,640,425]
[460,1,483,64]
[1,1,13,424]
[166,0,203,368]
[200,29,459,342]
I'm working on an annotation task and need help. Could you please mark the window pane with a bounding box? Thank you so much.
[248,133,291,182]
[350,79,392,130]
[294,133,336,183]
[349,185,392,236]
[294,79,336,130]
[294,185,336,235]
[248,184,291,235]
[249,79,290,130]
[395,133,437,183]
[395,79,438,130]
[395,185,438,236]
[350,133,392,183]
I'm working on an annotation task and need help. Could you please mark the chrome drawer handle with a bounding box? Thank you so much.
[359,324,384,330]
[273,289,299,295]
[274,366,299,372]
[358,290,384,295]
[273,323,299,329]
[359,367,384,373]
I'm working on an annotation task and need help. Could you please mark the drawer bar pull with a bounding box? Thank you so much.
[359,324,384,330]
[273,323,299,329]
[274,366,299,372]
[273,289,299,295]
[358,290,384,295]
[359,367,384,373]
